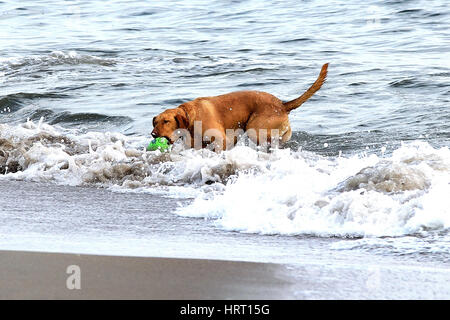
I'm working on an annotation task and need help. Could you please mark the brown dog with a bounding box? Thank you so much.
[152,63,328,150]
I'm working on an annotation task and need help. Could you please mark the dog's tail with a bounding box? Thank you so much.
[283,63,328,112]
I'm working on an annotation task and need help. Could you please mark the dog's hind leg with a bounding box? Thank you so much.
[245,115,291,149]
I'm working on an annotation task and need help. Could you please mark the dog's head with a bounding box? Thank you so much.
[151,107,189,144]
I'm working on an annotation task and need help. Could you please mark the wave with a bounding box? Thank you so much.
[48,111,133,127]
[0,120,254,189]
[177,142,450,238]
[0,92,70,113]
[0,51,116,72]
[1,120,449,239]
[1,97,132,130]
[389,77,450,89]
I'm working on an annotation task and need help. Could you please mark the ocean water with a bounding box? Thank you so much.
[1,0,449,273]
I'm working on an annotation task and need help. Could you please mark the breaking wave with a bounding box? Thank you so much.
[1,120,449,238]
[177,140,450,238]
[0,120,264,192]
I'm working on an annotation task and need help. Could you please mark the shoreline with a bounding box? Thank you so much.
[0,249,293,300]
[1,249,449,299]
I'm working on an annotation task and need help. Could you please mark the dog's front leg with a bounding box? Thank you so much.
[203,128,226,152]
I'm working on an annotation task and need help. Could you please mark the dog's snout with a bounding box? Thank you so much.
[151,130,158,138]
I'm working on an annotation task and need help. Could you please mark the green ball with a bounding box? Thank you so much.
[146,137,170,152]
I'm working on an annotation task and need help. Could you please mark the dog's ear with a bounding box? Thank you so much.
[175,111,189,129]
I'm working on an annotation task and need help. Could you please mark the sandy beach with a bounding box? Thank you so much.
[0,250,293,299]
[1,249,450,299]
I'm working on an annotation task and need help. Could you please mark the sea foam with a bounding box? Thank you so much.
[177,141,450,238]
[1,120,449,238]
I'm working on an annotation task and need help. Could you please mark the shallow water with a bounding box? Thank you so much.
[1,0,449,268]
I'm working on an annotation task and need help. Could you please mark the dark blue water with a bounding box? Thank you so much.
[1,0,449,155]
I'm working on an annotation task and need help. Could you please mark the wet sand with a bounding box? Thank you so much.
[0,250,292,299]
[1,249,450,299]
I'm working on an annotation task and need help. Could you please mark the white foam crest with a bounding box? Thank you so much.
[0,120,272,189]
[177,141,450,238]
